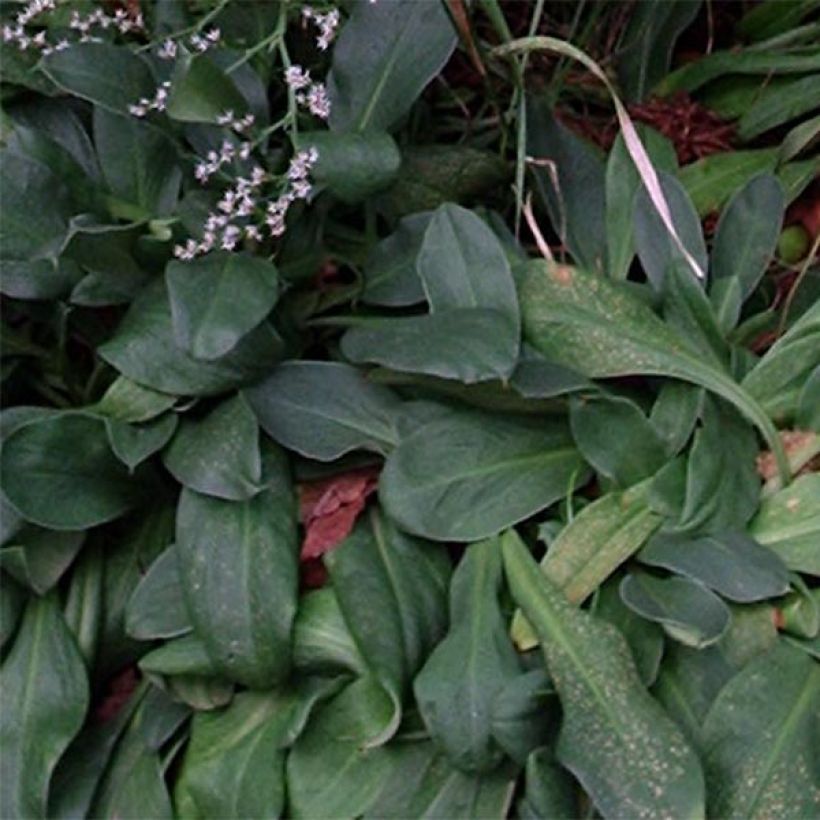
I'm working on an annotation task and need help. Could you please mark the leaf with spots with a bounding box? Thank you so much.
[501,529,705,820]
[702,642,820,819]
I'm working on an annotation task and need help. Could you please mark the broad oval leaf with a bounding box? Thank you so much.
[166,252,279,361]
[702,643,820,819]
[163,393,262,501]
[413,538,521,773]
[0,526,84,595]
[502,530,706,820]
[105,413,178,472]
[380,408,587,541]
[620,571,731,648]
[328,0,457,132]
[0,595,89,819]
[245,361,401,460]
[1,412,142,530]
[639,531,790,603]
[99,279,283,396]
[42,43,155,114]
[175,445,298,688]
[166,54,247,123]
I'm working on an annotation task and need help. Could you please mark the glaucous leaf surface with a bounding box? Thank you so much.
[517,747,578,820]
[1,411,142,530]
[0,595,89,819]
[162,393,262,501]
[175,444,298,688]
[414,538,521,773]
[105,413,178,472]
[99,279,283,396]
[639,530,790,602]
[502,531,706,820]
[166,252,280,361]
[327,0,456,132]
[620,571,732,648]
[380,408,587,541]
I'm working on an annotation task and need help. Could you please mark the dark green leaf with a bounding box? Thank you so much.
[518,747,578,820]
[620,571,731,648]
[166,53,247,123]
[162,393,262,501]
[1,412,142,530]
[502,530,705,820]
[245,361,401,460]
[300,130,401,203]
[105,413,178,472]
[380,408,586,541]
[0,595,89,819]
[639,531,790,602]
[175,447,297,687]
[738,74,820,139]
[166,252,280,361]
[139,633,218,677]
[527,99,606,272]
[414,538,520,773]
[0,526,84,594]
[93,107,181,218]
[125,545,192,640]
[0,572,25,652]
[42,43,155,114]
[328,0,456,132]
[99,278,283,396]
[702,643,820,819]
[649,381,702,456]
[95,376,177,424]
[63,541,104,666]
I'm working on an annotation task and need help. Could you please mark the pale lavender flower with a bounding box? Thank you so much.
[158,38,177,60]
[285,65,312,91]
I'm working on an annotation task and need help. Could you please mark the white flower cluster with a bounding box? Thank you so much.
[194,137,252,184]
[175,148,318,260]
[128,81,172,118]
[302,6,340,51]
[284,66,331,120]
[2,0,142,54]
[156,26,220,61]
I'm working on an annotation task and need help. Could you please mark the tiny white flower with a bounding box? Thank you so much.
[158,39,177,60]
[285,65,311,91]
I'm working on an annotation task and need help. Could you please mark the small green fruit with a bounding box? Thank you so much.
[777,224,810,264]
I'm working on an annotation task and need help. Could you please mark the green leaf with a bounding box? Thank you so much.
[639,531,790,603]
[125,545,192,640]
[742,299,820,424]
[606,126,678,280]
[326,508,451,740]
[139,633,218,678]
[620,571,731,648]
[245,361,401,460]
[749,474,820,575]
[1,411,142,530]
[501,530,705,820]
[380,408,587,541]
[105,413,178,472]
[0,594,89,819]
[650,381,703,456]
[711,174,785,309]
[166,252,280,361]
[519,260,789,481]
[93,107,181,218]
[570,394,669,486]
[287,677,395,819]
[518,747,578,820]
[99,278,283,396]
[0,572,25,652]
[166,54,247,123]
[634,170,707,291]
[0,526,84,595]
[95,376,178,424]
[615,0,701,101]
[512,481,662,650]
[342,203,520,383]
[362,212,429,306]
[701,643,820,819]
[162,394,262,501]
[175,448,297,688]
[300,130,401,203]
[328,0,456,132]
[174,684,339,819]
[527,99,606,272]
[414,538,520,773]
[42,43,155,114]
[739,74,820,139]
[367,742,519,819]
[657,48,820,94]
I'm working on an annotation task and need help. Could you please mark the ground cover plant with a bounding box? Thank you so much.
[1,0,819,817]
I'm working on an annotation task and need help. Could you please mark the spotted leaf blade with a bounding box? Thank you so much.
[501,530,706,820]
